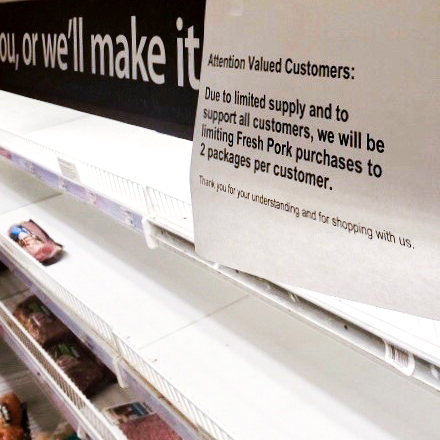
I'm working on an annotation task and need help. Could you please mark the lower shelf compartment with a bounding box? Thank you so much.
[0,298,125,439]
[0,271,184,440]
[0,189,439,440]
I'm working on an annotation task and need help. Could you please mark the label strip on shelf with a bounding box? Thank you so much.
[384,341,416,376]
[58,158,81,182]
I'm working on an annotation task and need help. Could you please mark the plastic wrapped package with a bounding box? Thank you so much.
[104,402,181,440]
[0,394,23,440]
[14,296,70,348]
[8,220,63,265]
[47,339,114,397]
[120,414,181,440]
[0,426,23,440]
[0,394,21,428]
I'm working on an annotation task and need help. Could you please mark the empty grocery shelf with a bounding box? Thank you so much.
[0,166,439,440]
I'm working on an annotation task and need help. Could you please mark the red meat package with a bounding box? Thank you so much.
[8,220,63,265]
[0,426,23,440]
[47,339,115,397]
[0,394,24,440]
[104,402,181,440]
[0,395,31,440]
[0,394,21,428]
[13,295,70,348]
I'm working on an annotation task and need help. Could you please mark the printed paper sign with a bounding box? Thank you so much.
[191,0,439,318]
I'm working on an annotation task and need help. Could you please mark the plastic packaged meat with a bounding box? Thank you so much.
[0,394,22,428]
[14,296,70,348]
[104,402,181,440]
[120,414,181,440]
[0,394,23,440]
[0,395,33,440]
[0,426,23,440]
[8,220,63,265]
[47,339,113,397]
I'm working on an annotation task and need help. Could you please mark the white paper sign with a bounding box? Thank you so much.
[191,0,439,318]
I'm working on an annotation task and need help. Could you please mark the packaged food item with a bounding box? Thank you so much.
[0,426,24,440]
[46,339,109,397]
[0,394,22,428]
[14,296,70,348]
[104,402,153,424]
[0,395,33,440]
[104,402,181,440]
[121,413,181,440]
[8,220,63,265]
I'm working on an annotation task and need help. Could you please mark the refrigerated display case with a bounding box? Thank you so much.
[0,90,439,440]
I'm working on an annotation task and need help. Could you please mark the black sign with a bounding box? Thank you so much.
[0,0,205,139]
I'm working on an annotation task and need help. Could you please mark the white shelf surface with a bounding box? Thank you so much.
[0,90,192,205]
[0,179,438,440]
[0,195,245,350]
[140,297,440,440]
[0,91,85,136]
[0,90,438,370]
[0,153,58,215]
[27,117,193,205]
